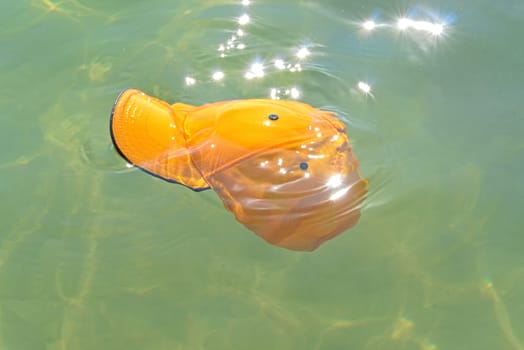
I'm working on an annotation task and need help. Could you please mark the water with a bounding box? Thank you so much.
[1,1,523,349]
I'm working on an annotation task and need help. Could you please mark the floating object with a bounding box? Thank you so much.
[110,89,367,251]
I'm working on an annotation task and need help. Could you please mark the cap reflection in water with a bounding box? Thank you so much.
[110,89,367,251]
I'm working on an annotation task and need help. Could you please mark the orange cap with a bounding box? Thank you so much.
[110,89,367,251]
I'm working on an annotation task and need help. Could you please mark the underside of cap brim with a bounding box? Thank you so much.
[110,89,209,191]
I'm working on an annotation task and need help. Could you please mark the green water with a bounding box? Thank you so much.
[1,1,523,349]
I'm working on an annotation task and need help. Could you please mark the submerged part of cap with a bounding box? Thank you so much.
[110,89,209,190]
[206,129,367,251]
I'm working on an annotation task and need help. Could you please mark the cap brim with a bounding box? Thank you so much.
[110,88,209,191]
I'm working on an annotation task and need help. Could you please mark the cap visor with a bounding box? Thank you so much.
[110,89,209,191]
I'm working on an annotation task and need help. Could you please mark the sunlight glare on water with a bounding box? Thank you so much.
[0,0,523,349]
